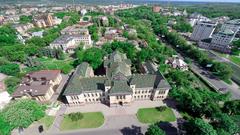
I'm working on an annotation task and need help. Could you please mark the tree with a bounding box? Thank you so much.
[0,63,20,76]
[4,77,21,94]
[19,15,32,24]
[211,62,233,81]
[68,112,83,121]
[223,100,240,115]
[173,21,192,33]
[76,48,104,70]
[1,99,46,129]
[83,16,89,21]
[212,113,239,134]
[184,118,217,135]
[88,24,99,41]
[0,115,11,135]
[145,124,165,135]
[0,25,17,45]
[231,39,240,55]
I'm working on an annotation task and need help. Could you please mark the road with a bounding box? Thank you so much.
[190,64,240,99]
[160,37,240,100]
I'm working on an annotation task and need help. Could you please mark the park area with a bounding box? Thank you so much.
[136,107,176,124]
[24,57,74,74]
[60,112,104,131]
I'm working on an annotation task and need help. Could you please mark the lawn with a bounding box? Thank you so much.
[60,112,104,131]
[38,115,55,129]
[136,107,176,124]
[24,57,74,74]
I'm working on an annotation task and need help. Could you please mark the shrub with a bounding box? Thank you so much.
[68,112,83,121]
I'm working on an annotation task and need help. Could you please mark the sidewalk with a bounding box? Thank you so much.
[65,100,165,116]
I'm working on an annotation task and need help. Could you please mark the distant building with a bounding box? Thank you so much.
[12,70,62,102]
[50,35,76,53]
[152,6,162,13]
[33,14,54,28]
[50,33,92,53]
[31,30,44,38]
[61,25,90,35]
[81,9,87,16]
[188,13,211,27]
[190,21,217,41]
[0,91,11,109]
[165,56,188,71]
[14,23,34,34]
[199,19,240,53]
[100,16,109,26]
[63,51,171,107]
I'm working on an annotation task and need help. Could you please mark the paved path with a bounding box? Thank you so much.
[46,100,181,135]
[160,37,240,100]
[48,105,67,133]
[65,100,165,116]
[191,63,240,100]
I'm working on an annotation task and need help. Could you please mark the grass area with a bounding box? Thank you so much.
[24,57,74,74]
[230,56,240,66]
[136,107,176,124]
[38,115,55,129]
[60,112,104,131]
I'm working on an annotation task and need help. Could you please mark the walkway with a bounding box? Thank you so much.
[47,100,180,135]
[65,100,165,116]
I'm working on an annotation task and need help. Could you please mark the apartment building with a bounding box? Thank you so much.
[199,19,240,53]
[63,51,171,107]
[12,70,62,102]
[33,14,54,28]
[190,21,217,41]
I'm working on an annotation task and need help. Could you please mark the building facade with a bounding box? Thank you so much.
[34,14,54,28]
[198,19,240,53]
[63,51,171,107]
[12,70,62,102]
[190,21,217,41]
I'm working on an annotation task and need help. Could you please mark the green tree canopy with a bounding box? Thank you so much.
[185,118,217,135]
[223,100,240,115]
[145,124,166,135]
[76,47,104,69]
[1,99,46,129]
[0,63,20,76]
[19,15,32,24]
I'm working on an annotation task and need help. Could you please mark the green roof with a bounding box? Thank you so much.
[63,76,107,95]
[109,80,132,95]
[63,52,171,96]
[75,62,92,77]
[129,74,171,89]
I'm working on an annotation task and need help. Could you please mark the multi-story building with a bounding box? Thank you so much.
[165,56,188,71]
[33,14,54,28]
[190,21,217,41]
[12,70,62,102]
[199,19,240,53]
[61,25,89,35]
[63,51,171,107]
[188,13,211,27]
[152,6,162,13]
[14,23,34,34]
[50,33,92,53]
[50,35,76,53]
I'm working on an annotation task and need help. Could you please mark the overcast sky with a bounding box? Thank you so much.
[167,0,240,2]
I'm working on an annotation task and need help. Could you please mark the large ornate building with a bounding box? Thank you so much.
[63,51,171,107]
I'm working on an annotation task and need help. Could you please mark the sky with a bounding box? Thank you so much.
[168,0,240,2]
